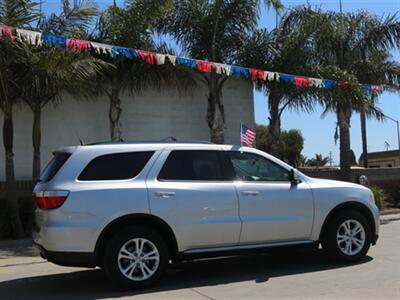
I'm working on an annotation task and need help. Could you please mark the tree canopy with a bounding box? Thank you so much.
[256,124,304,167]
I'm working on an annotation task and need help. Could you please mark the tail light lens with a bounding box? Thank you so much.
[36,191,69,210]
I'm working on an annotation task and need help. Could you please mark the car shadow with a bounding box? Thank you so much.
[0,249,372,300]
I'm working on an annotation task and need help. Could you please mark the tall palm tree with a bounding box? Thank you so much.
[94,0,192,141]
[26,0,105,179]
[19,43,108,181]
[311,10,400,180]
[0,37,26,238]
[0,0,40,238]
[355,52,400,168]
[239,6,318,156]
[160,0,282,144]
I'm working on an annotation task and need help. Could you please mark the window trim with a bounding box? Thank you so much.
[228,151,291,183]
[76,151,155,182]
[156,149,235,182]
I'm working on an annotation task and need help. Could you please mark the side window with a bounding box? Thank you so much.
[228,152,290,182]
[158,150,234,181]
[78,151,154,181]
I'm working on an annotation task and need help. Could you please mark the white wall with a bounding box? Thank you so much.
[0,77,254,180]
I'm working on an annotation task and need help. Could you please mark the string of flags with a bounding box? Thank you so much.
[0,25,397,94]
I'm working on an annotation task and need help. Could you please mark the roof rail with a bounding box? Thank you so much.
[85,140,213,146]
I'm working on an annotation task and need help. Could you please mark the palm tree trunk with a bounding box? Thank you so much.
[3,103,24,238]
[337,107,352,181]
[360,104,368,168]
[32,105,41,181]
[109,77,122,141]
[267,91,281,157]
[207,72,224,144]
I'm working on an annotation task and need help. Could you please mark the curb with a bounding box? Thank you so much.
[380,213,400,224]
[381,208,400,216]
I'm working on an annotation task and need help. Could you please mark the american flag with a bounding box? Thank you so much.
[240,123,256,147]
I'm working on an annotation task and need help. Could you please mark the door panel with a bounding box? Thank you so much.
[146,149,241,251]
[228,151,314,244]
[236,181,314,243]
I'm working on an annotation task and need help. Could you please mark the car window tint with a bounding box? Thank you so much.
[228,152,290,182]
[158,150,233,181]
[78,151,154,180]
[40,153,71,182]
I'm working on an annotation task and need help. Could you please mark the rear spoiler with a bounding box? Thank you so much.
[53,146,79,155]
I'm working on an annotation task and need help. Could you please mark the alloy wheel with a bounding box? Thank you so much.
[117,238,160,281]
[336,219,366,256]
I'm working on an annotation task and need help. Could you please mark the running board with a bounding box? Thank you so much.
[183,240,315,254]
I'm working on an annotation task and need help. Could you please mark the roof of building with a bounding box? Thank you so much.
[359,149,400,161]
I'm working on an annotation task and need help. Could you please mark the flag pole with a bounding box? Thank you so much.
[240,122,243,147]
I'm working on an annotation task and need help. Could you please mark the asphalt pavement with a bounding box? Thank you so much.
[0,216,399,299]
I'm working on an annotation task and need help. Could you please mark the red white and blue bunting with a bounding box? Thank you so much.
[0,25,397,94]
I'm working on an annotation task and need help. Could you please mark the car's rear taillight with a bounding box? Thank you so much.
[36,191,69,209]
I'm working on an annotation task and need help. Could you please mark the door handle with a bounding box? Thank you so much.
[155,191,176,198]
[241,191,260,196]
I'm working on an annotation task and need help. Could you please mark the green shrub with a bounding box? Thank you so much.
[368,185,387,210]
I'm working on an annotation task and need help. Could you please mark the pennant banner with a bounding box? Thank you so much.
[0,25,396,95]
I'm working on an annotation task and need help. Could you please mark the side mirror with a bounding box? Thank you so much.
[289,169,301,184]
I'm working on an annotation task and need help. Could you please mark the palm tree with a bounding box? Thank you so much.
[311,10,400,180]
[355,51,400,168]
[0,0,40,238]
[19,43,107,181]
[306,154,330,168]
[160,0,282,144]
[0,37,26,238]
[93,1,192,141]
[24,0,107,180]
[239,6,319,156]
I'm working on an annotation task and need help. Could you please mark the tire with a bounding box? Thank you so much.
[321,210,372,262]
[103,226,169,289]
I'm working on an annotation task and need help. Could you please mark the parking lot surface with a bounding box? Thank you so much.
[0,218,399,300]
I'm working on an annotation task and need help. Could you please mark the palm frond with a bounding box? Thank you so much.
[0,0,41,27]
[39,0,98,37]
[263,0,283,12]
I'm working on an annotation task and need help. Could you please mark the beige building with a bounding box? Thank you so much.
[0,77,254,180]
[359,150,400,168]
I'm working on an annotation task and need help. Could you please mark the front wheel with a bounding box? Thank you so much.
[103,226,169,289]
[321,210,372,262]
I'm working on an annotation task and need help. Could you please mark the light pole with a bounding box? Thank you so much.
[383,114,400,152]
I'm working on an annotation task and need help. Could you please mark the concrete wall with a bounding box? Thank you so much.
[0,77,254,180]
[301,167,400,203]
[301,167,400,184]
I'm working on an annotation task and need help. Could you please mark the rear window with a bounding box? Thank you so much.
[78,151,154,181]
[40,153,71,183]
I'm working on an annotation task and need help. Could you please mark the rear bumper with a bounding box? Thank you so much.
[34,241,96,268]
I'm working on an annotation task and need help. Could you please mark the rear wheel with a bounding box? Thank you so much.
[103,226,169,289]
[321,210,371,262]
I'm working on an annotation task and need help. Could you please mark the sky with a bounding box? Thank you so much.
[41,0,400,164]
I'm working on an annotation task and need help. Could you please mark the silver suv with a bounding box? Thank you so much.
[33,142,379,288]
